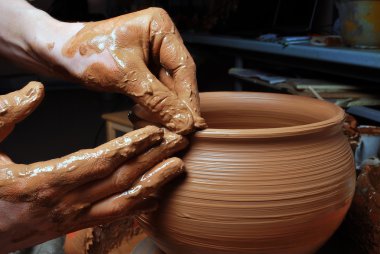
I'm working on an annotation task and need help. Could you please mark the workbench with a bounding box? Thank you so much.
[101,111,133,140]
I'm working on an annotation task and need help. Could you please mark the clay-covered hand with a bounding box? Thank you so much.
[0,83,188,253]
[42,8,206,134]
[0,2,205,133]
[0,81,44,142]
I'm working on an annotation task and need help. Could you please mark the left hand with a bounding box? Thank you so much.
[0,82,188,253]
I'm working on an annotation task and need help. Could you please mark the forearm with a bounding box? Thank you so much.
[0,0,81,77]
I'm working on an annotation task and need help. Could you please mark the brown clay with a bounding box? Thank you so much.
[0,81,44,142]
[63,130,188,254]
[137,92,356,254]
[61,8,206,134]
[0,125,163,203]
[0,119,187,253]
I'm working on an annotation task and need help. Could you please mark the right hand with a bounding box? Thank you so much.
[33,8,207,134]
[0,82,188,253]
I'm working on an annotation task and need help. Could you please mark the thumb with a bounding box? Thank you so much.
[0,81,45,142]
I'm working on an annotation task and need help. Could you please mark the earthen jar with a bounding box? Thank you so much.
[137,92,356,254]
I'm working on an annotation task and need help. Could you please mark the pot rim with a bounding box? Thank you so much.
[195,92,346,139]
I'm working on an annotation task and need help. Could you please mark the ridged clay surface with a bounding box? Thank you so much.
[138,92,356,254]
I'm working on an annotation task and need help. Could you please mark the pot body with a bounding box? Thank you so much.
[138,92,356,254]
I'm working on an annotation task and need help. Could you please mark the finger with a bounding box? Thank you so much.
[157,67,175,91]
[0,152,13,166]
[0,81,44,142]
[18,126,164,197]
[61,130,188,207]
[131,104,161,124]
[159,34,207,129]
[123,61,195,134]
[97,32,196,134]
[83,157,185,220]
[148,9,207,129]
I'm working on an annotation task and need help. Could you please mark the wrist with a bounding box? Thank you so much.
[24,10,84,77]
[24,10,74,75]
[0,6,61,75]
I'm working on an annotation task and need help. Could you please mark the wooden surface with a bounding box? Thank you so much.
[102,111,132,126]
[102,111,133,140]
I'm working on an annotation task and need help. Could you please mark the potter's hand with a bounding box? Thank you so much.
[0,2,206,134]
[0,127,187,253]
[36,8,206,134]
[0,84,188,253]
[0,1,206,134]
[0,81,44,142]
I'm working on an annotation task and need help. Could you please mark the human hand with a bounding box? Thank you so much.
[36,8,206,134]
[0,82,188,253]
[0,81,44,142]
[0,2,206,133]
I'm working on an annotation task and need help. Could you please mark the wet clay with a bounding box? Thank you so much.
[0,121,187,253]
[0,81,44,142]
[137,92,356,254]
[61,8,206,134]
[64,158,185,254]
[0,125,163,203]
[63,130,188,254]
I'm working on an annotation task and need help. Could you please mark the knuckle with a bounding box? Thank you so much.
[146,92,172,114]
[149,7,169,18]
[112,171,128,190]
[90,156,116,176]
[148,7,175,36]
[36,188,54,203]
[19,179,57,205]
[10,181,30,200]
[9,180,41,203]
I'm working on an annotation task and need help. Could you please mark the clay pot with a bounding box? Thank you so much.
[137,92,356,254]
